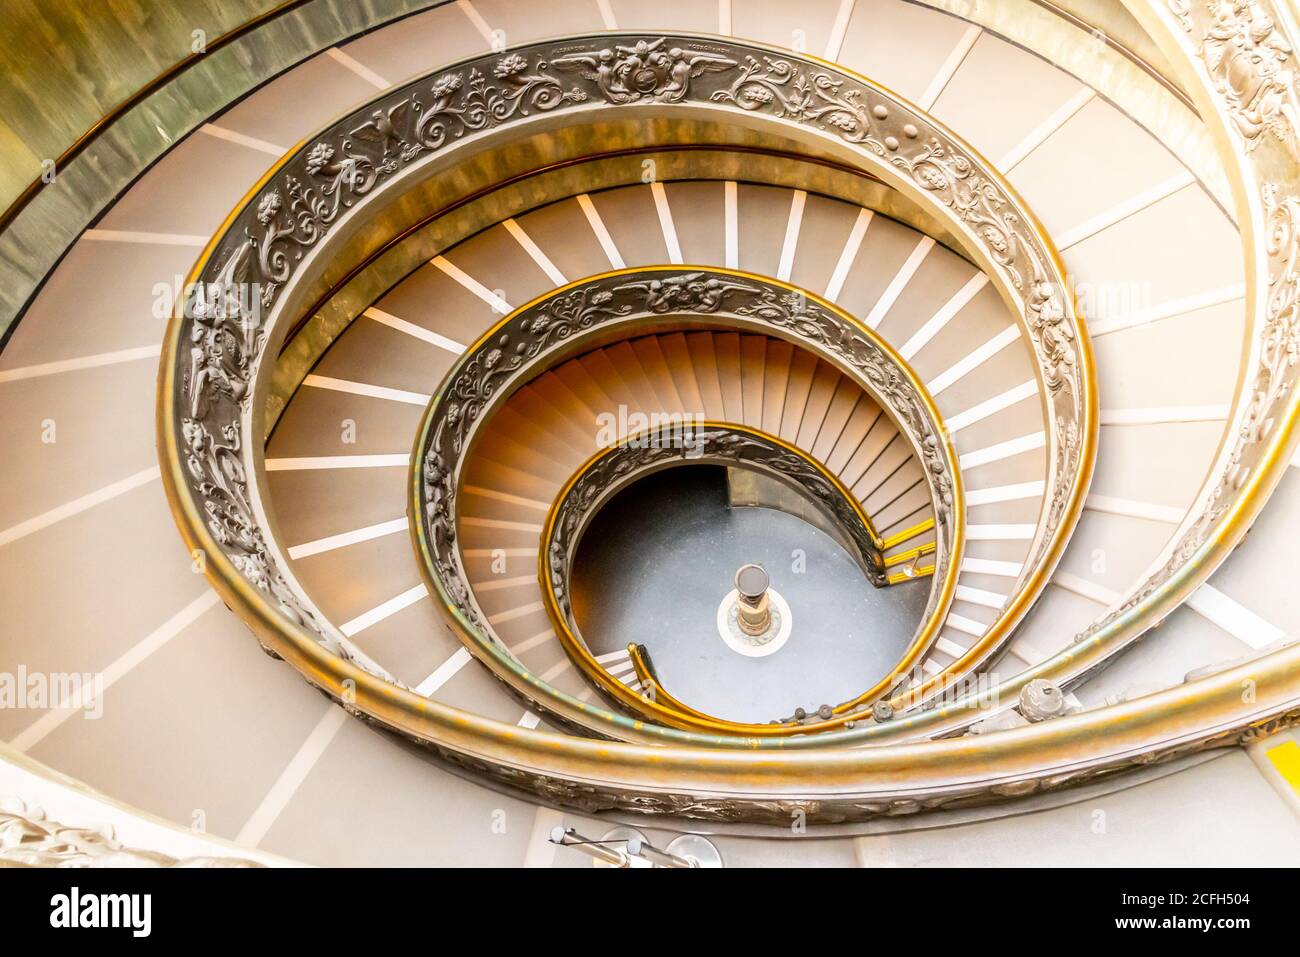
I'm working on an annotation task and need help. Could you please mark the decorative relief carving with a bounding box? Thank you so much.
[146,12,1300,820]
[416,271,956,650]
[1072,3,1300,644]
[546,427,890,635]
[386,702,1300,824]
[1090,179,1300,631]
[713,55,873,141]
[0,799,261,868]
[1190,0,1300,156]
[169,36,1085,747]
[552,38,735,103]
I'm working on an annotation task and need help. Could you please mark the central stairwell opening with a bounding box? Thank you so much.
[570,466,929,724]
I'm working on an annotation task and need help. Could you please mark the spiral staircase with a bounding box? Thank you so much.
[2,0,1300,867]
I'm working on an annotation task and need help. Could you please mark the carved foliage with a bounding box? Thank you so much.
[0,799,261,868]
[419,271,956,647]
[174,35,1083,663]
[545,427,890,628]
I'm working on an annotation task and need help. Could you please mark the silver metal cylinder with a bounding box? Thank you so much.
[549,826,630,867]
[735,563,771,636]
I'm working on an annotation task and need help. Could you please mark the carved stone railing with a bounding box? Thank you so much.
[159,35,1094,725]
[412,268,962,738]
[144,15,1300,818]
[539,422,893,731]
[0,743,285,867]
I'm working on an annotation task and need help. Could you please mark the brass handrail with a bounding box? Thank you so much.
[146,20,1300,826]
[161,31,1095,751]
[149,13,1300,819]
[414,268,963,739]
[536,420,921,733]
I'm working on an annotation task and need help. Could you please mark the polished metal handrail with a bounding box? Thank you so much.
[413,268,962,739]
[145,17,1300,819]
[537,420,910,732]
[0,0,314,240]
[160,33,1092,745]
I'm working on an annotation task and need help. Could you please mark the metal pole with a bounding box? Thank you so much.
[627,837,695,868]
[549,826,630,867]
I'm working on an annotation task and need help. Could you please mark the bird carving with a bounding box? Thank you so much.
[350,101,411,157]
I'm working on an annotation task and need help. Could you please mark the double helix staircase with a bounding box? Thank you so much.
[1,0,1299,866]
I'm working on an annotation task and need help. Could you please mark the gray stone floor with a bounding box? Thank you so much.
[571,467,930,723]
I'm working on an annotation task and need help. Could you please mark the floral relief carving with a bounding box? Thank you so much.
[1194,0,1300,156]
[712,55,873,141]
[173,35,1084,710]
[153,5,1300,819]
[1070,3,1300,658]
[546,426,890,633]
[0,799,261,868]
[418,271,956,672]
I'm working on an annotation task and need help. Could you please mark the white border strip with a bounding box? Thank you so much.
[823,0,857,61]
[363,306,466,354]
[302,374,431,406]
[287,517,408,560]
[503,218,568,285]
[1056,170,1196,250]
[959,430,1045,470]
[863,237,933,329]
[577,193,626,268]
[824,207,872,302]
[8,589,221,753]
[1085,494,1184,524]
[339,584,428,637]
[1089,284,1245,337]
[0,466,160,547]
[724,181,739,269]
[326,47,390,89]
[898,273,988,360]
[1054,571,1121,606]
[776,189,806,281]
[414,648,473,696]
[650,182,683,264]
[431,256,513,314]
[83,229,208,246]
[456,0,495,46]
[1100,405,1230,426]
[926,325,1019,396]
[998,88,1095,171]
[0,345,161,384]
[264,454,409,471]
[198,123,286,156]
[946,380,1037,433]
[965,481,1045,507]
[235,706,349,847]
[1185,585,1289,650]
[918,24,981,110]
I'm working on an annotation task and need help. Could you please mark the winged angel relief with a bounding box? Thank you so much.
[551,38,736,102]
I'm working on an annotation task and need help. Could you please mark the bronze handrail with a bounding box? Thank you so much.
[413,267,963,739]
[537,420,916,733]
[149,14,1300,819]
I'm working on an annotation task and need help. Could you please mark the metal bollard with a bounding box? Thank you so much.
[734,563,771,636]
